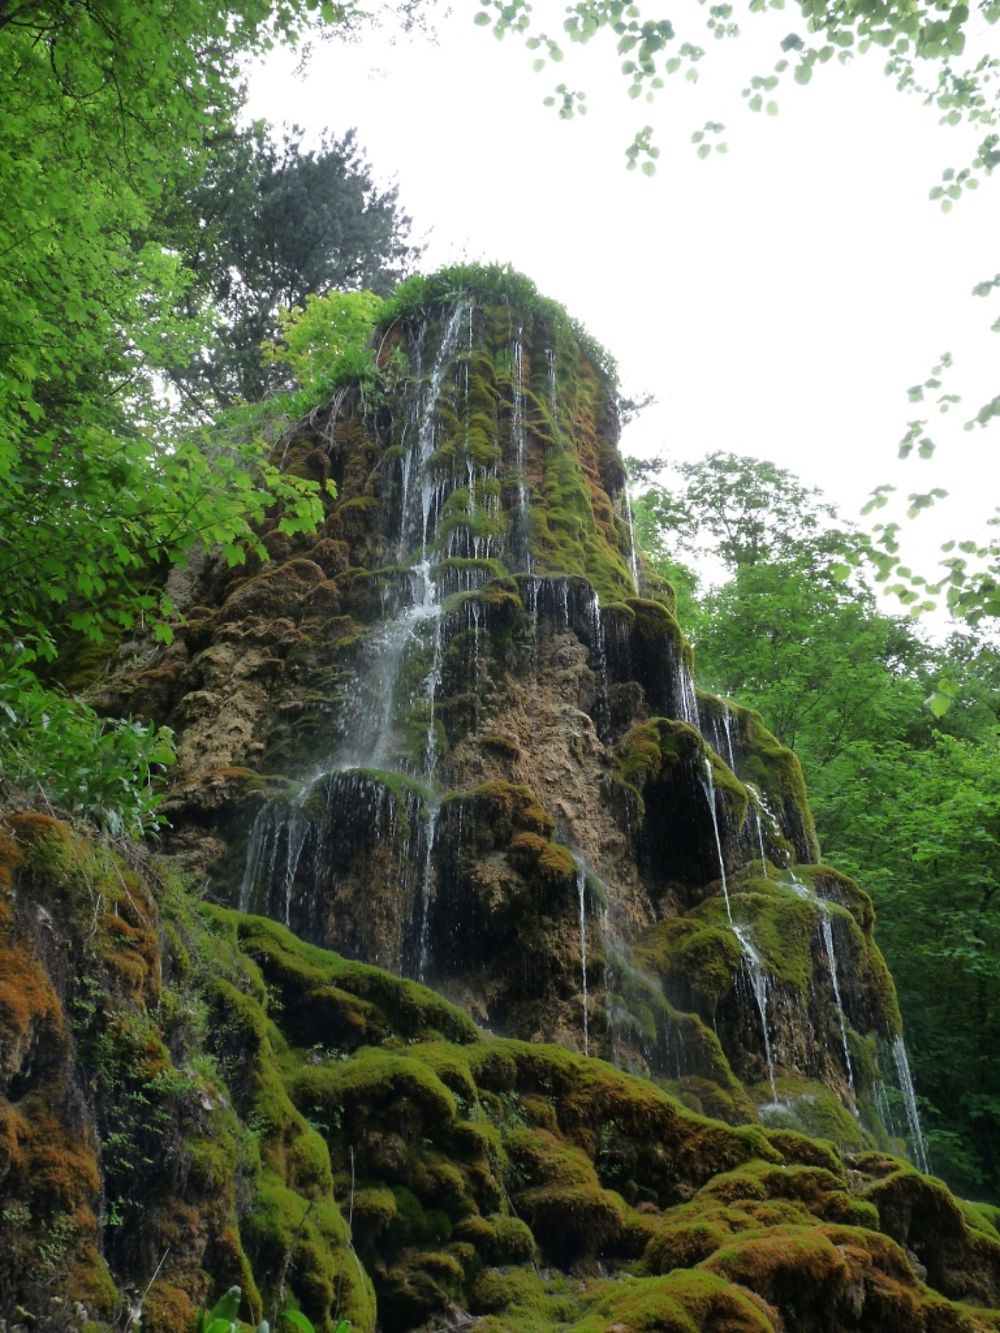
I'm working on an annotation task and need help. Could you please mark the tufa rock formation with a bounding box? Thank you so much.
[3,268,1000,1331]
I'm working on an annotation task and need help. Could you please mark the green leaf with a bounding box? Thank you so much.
[205,1286,242,1329]
[283,1313,320,1333]
[926,690,954,718]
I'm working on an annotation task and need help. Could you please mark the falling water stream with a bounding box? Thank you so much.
[512,327,530,570]
[700,757,733,924]
[893,1036,930,1172]
[820,909,857,1109]
[677,658,699,726]
[785,869,858,1106]
[623,486,641,591]
[733,923,779,1103]
[576,864,590,1056]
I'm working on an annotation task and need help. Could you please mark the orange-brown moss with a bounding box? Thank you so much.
[0,937,63,1043]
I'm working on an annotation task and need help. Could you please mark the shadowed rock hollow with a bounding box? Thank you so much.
[4,268,1000,1331]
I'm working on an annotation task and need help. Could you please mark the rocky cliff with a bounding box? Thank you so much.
[3,267,1000,1331]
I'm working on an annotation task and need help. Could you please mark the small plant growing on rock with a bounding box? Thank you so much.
[195,1285,350,1333]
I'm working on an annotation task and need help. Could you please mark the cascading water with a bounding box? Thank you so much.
[733,922,779,1104]
[700,757,733,923]
[719,710,737,770]
[677,657,699,726]
[546,346,558,424]
[586,588,610,731]
[819,908,857,1108]
[417,804,440,982]
[745,784,769,877]
[875,1078,900,1140]
[892,1036,930,1173]
[511,327,530,571]
[786,869,857,1104]
[239,305,474,975]
[623,485,641,592]
[400,302,469,556]
[576,863,590,1056]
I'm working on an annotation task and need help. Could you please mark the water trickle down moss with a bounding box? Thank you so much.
[737,709,819,865]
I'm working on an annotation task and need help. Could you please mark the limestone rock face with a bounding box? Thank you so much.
[145,277,903,1143]
[13,270,990,1331]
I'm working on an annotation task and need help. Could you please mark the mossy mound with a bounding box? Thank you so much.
[3,816,1000,1331]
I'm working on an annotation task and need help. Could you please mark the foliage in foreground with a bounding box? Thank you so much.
[0,659,174,838]
[196,1283,346,1333]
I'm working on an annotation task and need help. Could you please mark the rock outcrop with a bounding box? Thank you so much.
[4,267,1000,1331]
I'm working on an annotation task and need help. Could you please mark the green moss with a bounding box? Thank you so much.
[508,832,578,887]
[740,710,819,862]
[795,864,876,932]
[615,715,749,831]
[470,1264,548,1316]
[573,1270,774,1332]
[529,450,633,601]
[762,1129,843,1175]
[441,780,555,840]
[638,915,742,1012]
[292,1048,459,1129]
[489,1213,537,1262]
[207,909,479,1044]
[352,1186,398,1234]
[728,889,819,991]
[761,1078,874,1152]
[243,1171,375,1331]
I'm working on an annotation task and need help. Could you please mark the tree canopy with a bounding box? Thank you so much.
[162,122,418,410]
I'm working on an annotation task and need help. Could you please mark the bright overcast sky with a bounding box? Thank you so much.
[245,5,999,602]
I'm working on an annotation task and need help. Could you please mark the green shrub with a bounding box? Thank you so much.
[0,659,173,837]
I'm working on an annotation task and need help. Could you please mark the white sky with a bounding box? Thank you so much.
[245,6,999,606]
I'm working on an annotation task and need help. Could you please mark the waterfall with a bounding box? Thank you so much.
[819,908,857,1109]
[623,485,641,592]
[786,870,858,1106]
[576,864,589,1056]
[512,326,530,570]
[700,757,733,923]
[733,923,779,1104]
[421,567,444,780]
[875,1077,899,1140]
[745,784,769,877]
[399,303,468,557]
[753,805,767,875]
[526,575,540,678]
[892,1036,930,1173]
[239,787,313,920]
[720,710,737,769]
[546,346,558,423]
[677,656,699,726]
[470,598,482,687]
[339,564,442,770]
[417,804,440,982]
[239,801,280,913]
[587,588,610,731]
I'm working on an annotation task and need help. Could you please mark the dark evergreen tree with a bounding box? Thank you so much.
[165,122,420,409]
